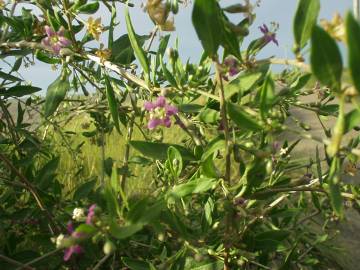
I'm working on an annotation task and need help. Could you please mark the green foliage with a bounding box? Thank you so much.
[44,71,70,117]
[293,0,320,50]
[346,12,360,93]
[310,26,343,92]
[0,1,358,270]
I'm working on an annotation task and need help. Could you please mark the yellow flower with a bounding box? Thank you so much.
[95,44,111,63]
[0,0,5,10]
[145,0,175,31]
[87,17,103,41]
[320,13,345,42]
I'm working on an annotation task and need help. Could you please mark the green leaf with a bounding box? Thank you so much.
[125,8,150,82]
[111,34,148,65]
[177,104,203,113]
[75,224,96,235]
[1,85,41,97]
[0,70,22,82]
[191,261,224,270]
[192,0,223,57]
[201,136,225,161]
[35,50,61,64]
[122,257,150,270]
[73,178,96,201]
[199,108,220,124]
[44,72,70,117]
[160,55,178,87]
[105,76,121,134]
[260,74,275,119]
[293,0,320,49]
[169,177,216,199]
[77,1,99,14]
[254,230,290,252]
[224,66,268,100]
[311,26,342,92]
[346,12,360,93]
[130,141,196,161]
[345,109,360,133]
[227,102,262,131]
[326,158,343,219]
[110,222,143,240]
[167,146,183,178]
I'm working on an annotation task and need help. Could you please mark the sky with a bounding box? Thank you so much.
[15,0,355,90]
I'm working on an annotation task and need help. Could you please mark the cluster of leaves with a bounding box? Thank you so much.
[1,0,360,269]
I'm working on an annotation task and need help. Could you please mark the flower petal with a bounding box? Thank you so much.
[41,37,51,47]
[148,118,162,129]
[52,44,61,54]
[165,105,178,116]
[144,101,155,111]
[59,37,71,47]
[64,247,74,261]
[163,117,172,128]
[155,96,166,107]
[45,25,55,37]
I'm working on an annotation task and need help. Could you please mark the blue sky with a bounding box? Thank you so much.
[18,0,354,90]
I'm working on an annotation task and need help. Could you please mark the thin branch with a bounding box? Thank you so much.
[0,254,35,270]
[0,153,60,233]
[16,249,62,270]
[92,254,111,270]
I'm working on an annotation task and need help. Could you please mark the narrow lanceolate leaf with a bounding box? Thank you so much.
[326,157,343,219]
[346,12,360,93]
[44,72,70,117]
[260,74,275,119]
[105,76,121,134]
[310,26,343,92]
[1,85,41,97]
[192,0,223,57]
[125,8,150,82]
[344,109,360,133]
[293,0,320,49]
[227,102,262,131]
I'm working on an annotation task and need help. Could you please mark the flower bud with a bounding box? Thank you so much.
[103,240,116,255]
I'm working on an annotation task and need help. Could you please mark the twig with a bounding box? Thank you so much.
[0,153,59,234]
[256,57,310,71]
[92,254,111,270]
[16,249,62,270]
[0,254,34,270]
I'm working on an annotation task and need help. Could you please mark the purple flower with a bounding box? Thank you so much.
[62,221,85,261]
[224,57,240,77]
[259,24,279,46]
[86,204,96,225]
[144,96,178,130]
[64,245,83,261]
[42,26,71,54]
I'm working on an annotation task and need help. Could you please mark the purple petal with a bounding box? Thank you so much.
[271,35,279,46]
[59,37,71,47]
[155,96,166,108]
[63,245,83,261]
[147,118,162,129]
[163,117,172,128]
[41,37,51,47]
[45,25,55,37]
[144,101,155,111]
[67,222,74,234]
[259,24,269,34]
[73,245,83,254]
[229,66,239,76]
[86,204,96,224]
[64,247,74,261]
[165,105,178,116]
[52,44,61,54]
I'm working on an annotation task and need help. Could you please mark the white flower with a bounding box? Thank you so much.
[279,147,288,156]
[72,208,85,221]
[55,234,65,248]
